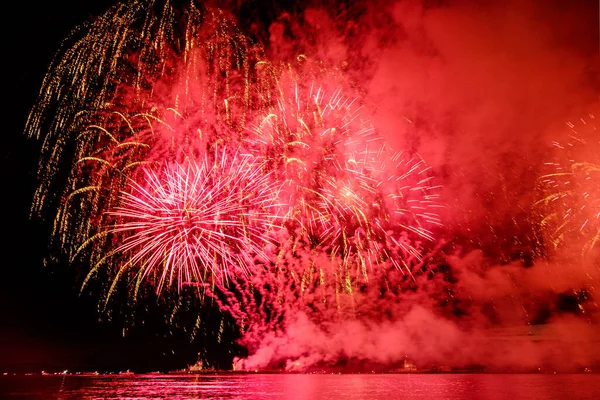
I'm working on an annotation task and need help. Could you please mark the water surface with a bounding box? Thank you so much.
[1,373,599,399]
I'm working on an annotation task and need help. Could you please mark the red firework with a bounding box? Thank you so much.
[104,149,282,292]
[247,62,442,283]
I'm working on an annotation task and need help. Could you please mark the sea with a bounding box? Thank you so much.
[1,373,599,399]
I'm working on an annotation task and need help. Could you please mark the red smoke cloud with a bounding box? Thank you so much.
[227,0,600,372]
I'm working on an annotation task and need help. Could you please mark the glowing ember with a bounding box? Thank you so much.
[537,115,600,257]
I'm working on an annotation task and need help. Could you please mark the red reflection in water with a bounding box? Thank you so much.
[1,374,599,400]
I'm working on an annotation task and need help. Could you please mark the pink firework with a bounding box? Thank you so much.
[104,149,282,292]
[247,62,442,284]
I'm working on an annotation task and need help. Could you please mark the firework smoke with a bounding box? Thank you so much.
[227,0,600,372]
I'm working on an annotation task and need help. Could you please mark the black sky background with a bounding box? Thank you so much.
[2,0,598,373]
[2,1,135,373]
[1,0,222,374]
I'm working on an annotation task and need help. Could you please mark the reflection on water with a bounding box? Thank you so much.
[1,374,600,400]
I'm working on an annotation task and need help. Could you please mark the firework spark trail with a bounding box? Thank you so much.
[225,235,452,372]
[25,1,266,276]
[21,0,600,374]
[101,149,282,293]
[247,61,442,287]
[537,115,600,257]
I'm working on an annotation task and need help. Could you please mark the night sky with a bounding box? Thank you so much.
[3,1,122,373]
[2,0,224,374]
[2,0,599,374]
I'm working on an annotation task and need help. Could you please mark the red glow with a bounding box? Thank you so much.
[25,0,600,373]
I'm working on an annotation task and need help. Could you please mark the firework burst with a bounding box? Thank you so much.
[537,114,600,257]
[95,149,282,294]
[245,61,442,305]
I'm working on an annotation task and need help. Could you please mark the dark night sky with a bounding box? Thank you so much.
[2,0,598,373]
[2,1,114,372]
[1,0,205,373]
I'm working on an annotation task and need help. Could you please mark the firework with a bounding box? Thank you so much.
[246,61,442,291]
[537,114,600,257]
[96,149,281,294]
[25,1,266,279]
[26,0,445,370]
